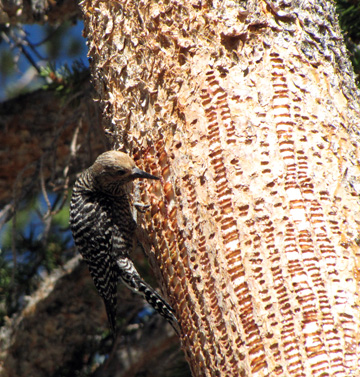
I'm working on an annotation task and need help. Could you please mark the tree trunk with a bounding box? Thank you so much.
[80,0,360,375]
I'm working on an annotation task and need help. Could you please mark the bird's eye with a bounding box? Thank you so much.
[116,170,126,176]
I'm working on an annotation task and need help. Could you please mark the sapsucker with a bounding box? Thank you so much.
[69,151,178,334]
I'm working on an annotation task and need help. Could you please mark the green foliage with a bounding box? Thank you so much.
[0,258,11,322]
[0,49,16,77]
[337,0,360,42]
[0,193,74,324]
[336,0,360,84]
[0,21,87,100]
[40,61,89,94]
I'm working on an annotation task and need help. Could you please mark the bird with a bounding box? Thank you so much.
[69,151,178,335]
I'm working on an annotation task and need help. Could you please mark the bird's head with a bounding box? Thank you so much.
[90,151,159,195]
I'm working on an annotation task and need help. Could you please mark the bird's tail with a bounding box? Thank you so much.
[117,257,180,335]
[104,299,117,335]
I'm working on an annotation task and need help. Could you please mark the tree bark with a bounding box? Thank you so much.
[80,0,360,376]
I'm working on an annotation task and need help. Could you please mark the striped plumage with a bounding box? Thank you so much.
[69,151,178,334]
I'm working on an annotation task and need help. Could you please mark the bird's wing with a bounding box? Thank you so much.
[110,196,137,258]
[71,192,119,333]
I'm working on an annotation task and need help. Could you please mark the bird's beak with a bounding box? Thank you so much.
[132,167,160,180]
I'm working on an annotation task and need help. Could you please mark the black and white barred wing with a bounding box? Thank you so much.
[70,192,119,333]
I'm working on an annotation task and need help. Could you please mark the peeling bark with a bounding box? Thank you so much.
[80,0,360,376]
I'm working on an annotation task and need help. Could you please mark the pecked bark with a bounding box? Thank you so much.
[79,0,360,376]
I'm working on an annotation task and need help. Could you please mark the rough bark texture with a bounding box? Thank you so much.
[80,0,360,376]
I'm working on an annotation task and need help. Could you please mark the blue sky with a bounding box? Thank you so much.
[0,21,88,100]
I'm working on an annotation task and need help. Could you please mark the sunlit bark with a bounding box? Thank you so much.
[80,0,360,375]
